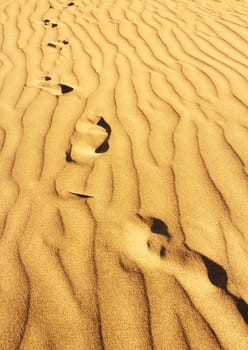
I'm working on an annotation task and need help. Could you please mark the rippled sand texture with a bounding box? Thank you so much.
[1,0,248,349]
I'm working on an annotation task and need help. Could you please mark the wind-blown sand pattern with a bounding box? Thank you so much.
[0,0,248,348]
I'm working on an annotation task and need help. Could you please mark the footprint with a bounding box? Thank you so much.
[118,214,248,332]
[147,238,167,258]
[47,1,76,11]
[42,19,58,28]
[134,215,199,275]
[147,234,170,259]
[46,40,70,50]
[31,79,75,96]
[26,75,55,89]
[143,215,248,324]
[70,116,110,164]
[136,215,173,260]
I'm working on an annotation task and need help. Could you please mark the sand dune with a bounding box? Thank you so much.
[0,0,248,349]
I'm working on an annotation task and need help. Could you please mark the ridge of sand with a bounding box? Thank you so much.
[0,0,248,349]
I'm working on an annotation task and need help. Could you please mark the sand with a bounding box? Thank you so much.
[0,0,248,349]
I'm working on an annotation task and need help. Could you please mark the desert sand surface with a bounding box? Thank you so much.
[0,0,248,349]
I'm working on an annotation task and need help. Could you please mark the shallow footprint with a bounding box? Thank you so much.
[39,19,59,28]
[135,215,172,259]
[135,214,201,276]
[46,40,70,51]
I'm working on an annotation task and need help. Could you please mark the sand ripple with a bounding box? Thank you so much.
[0,0,248,349]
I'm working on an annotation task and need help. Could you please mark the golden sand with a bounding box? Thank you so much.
[0,0,248,348]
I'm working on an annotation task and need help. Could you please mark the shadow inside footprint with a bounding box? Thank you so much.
[65,148,72,162]
[151,218,171,238]
[95,117,111,154]
[95,140,109,153]
[47,42,57,48]
[70,192,94,198]
[97,117,112,135]
[59,84,74,94]
[160,245,166,257]
[136,214,171,239]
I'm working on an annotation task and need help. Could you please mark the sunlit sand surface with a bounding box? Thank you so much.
[0,0,248,349]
